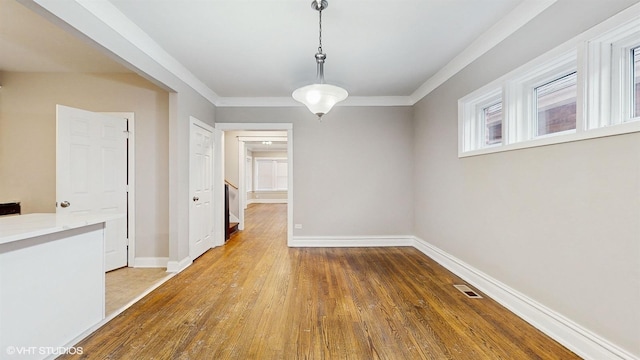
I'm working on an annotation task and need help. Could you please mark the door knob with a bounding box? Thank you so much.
[193,196,199,202]
[60,201,71,208]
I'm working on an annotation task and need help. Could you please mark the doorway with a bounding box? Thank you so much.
[215,123,293,245]
[56,105,135,272]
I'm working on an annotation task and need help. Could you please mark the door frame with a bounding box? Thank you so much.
[237,135,288,230]
[103,112,136,267]
[214,123,293,246]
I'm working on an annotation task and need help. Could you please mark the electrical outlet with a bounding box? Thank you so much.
[294,224,302,229]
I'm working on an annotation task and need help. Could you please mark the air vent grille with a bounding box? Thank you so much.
[454,284,482,298]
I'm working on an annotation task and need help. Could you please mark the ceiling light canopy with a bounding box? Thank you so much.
[292,0,348,119]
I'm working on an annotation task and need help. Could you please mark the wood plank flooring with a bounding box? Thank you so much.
[62,203,579,359]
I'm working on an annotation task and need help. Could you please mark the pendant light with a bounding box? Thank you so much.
[292,0,348,118]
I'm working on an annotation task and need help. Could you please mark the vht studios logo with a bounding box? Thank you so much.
[5,346,84,356]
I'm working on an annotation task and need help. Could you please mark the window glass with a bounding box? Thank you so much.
[535,72,577,136]
[634,47,640,118]
[256,160,274,190]
[255,159,288,191]
[483,102,502,146]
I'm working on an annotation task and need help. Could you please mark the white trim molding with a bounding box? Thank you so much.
[133,257,169,268]
[26,0,556,109]
[166,256,192,273]
[290,235,414,248]
[247,198,287,204]
[412,236,637,360]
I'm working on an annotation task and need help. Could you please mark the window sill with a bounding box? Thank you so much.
[458,120,640,158]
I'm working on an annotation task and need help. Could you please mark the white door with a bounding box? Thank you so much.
[56,105,128,271]
[190,119,214,260]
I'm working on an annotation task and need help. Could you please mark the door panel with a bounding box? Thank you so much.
[56,105,128,271]
[190,120,214,261]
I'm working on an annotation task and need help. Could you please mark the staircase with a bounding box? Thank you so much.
[229,222,239,237]
[225,182,240,241]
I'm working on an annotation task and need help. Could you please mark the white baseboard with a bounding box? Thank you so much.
[290,235,414,247]
[412,236,637,360]
[166,256,192,273]
[248,198,287,204]
[133,257,168,268]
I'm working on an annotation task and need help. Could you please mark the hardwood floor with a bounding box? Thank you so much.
[63,203,579,359]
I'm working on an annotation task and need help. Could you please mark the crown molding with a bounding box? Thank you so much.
[27,0,555,109]
[73,0,220,104]
[215,0,557,108]
[216,96,413,108]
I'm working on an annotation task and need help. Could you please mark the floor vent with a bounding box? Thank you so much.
[454,284,482,299]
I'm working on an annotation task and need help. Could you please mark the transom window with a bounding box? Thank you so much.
[458,5,640,157]
[535,72,577,136]
[483,102,503,145]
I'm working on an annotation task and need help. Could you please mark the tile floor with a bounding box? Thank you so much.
[105,267,171,315]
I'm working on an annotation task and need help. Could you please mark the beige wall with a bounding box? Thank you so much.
[413,0,640,356]
[0,71,170,258]
[216,106,414,237]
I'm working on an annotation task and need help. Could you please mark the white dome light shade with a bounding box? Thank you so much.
[292,83,348,117]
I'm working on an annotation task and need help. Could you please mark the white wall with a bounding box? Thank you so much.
[216,106,414,238]
[413,0,640,356]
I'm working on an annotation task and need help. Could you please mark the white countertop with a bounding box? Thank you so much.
[0,213,124,245]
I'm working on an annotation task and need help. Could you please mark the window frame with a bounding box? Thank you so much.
[483,101,504,146]
[506,50,578,144]
[253,157,288,192]
[459,87,502,153]
[586,18,640,129]
[533,71,578,137]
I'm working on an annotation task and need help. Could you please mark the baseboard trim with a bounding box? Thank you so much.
[248,198,287,204]
[412,236,636,360]
[133,257,168,268]
[290,235,414,247]
[166,256,192,273]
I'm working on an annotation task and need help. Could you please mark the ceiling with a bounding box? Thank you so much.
[1,0,532,102]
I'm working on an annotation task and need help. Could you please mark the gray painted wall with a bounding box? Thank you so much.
[216,106,414,237]
[413,0,640,356]
[168,89,216,265]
